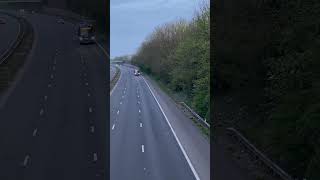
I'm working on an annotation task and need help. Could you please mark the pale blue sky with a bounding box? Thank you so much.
[110,0,201,58]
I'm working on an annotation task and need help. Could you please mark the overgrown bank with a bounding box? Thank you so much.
[214,0,320,179]
[132,2,210,123]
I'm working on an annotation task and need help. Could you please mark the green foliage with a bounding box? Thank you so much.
[132,1,210,120]
[111,55,131,62]
[215,0,320,178]
[261,0,320,178]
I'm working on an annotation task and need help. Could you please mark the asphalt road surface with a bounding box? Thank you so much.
[110,65,210,180]
[0,12,108,180]
[0,13,20,59]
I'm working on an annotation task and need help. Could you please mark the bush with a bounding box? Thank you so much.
[132,1,210,120]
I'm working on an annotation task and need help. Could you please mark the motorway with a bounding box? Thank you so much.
[0,12,108,180]
[0,13,20,59]
[110,65,210,180]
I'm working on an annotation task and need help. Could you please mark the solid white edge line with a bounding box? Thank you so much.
[95,41,110,58]
[141,145,144,153]
[142,76,200,180]
[112,124,115,130]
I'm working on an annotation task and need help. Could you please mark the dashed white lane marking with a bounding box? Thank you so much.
[142,77,200,180]
[122,95,124,99]
[139,109,141,113]
[144,168,146,171]
[120,101,122,105]
[138,95,140,98]
[93,153,98,162]
[141,145,145,153]
[140,123,142,128]
[89,107,93,113]
[32,128,38,136]
[112,124,115,130]
[117,110,119,115]
[23,155,30,167]
[90,126,95,133]
[40,109,44,116]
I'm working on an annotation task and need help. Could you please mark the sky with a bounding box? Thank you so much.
[110,0,201,58]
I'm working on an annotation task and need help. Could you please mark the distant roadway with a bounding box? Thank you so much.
[0,11,107,180]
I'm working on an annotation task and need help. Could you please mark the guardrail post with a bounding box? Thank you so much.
[179,101,210,128]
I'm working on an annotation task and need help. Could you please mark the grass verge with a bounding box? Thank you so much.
[110,66,120,93]
[145,73,210,138]
[0,15,34,94]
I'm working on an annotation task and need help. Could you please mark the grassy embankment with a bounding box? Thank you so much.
[214,0,320,179]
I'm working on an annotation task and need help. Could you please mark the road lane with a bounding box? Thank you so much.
[0,12,107,180]
[110,65,197,180]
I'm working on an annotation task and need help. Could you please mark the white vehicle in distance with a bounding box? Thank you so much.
[134,69,140,76]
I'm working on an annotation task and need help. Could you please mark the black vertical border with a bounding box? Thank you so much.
[210,0,215,179]
[106,0,110,179]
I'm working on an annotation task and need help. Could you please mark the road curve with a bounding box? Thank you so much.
[110,65,210,180]
[0,12,108,180]
[0,13,20,59]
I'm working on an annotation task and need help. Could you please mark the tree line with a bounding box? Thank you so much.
[214,0,320,178]
[132,2,210,122]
